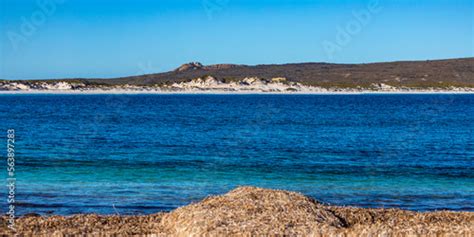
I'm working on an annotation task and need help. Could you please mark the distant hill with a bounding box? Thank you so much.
[4,58,474,88]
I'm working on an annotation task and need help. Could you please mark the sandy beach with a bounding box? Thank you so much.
[2,187,472,236]
[1,76,473,95]
[1,89,474,95]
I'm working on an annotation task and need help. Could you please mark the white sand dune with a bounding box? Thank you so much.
[1,76,473,94]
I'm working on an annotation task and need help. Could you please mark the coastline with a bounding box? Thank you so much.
[1,89,474,95]
[2,187,473,236]
[2,76,473,95]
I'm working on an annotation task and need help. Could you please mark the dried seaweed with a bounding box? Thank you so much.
[1,186,473,236]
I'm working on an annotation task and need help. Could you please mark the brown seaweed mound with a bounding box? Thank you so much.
[1,186,473,236]
[161,186,344,236]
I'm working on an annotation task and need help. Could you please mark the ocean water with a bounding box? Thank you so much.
[0,94,473,215]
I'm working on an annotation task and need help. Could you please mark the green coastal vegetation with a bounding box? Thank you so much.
[1,58,473,89]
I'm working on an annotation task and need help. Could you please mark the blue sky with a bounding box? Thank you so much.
[0,0,473,79]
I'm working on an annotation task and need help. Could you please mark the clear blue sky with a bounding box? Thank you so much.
[0,0,473,79]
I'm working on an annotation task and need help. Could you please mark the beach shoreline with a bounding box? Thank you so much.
[2,75,474,95]
[1,89,474,95]
[2,187,472,236]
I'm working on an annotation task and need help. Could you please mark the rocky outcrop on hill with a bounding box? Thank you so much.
[175,62,241,72]
[174,62,204,72]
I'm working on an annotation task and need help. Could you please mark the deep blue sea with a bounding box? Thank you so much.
[0,94,473,215]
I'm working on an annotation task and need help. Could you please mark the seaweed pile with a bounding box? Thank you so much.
[1,187,472,236]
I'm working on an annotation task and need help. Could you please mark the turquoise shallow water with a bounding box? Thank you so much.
[0,94,473,215]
